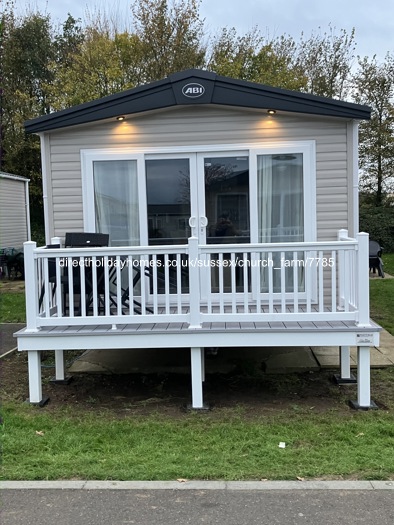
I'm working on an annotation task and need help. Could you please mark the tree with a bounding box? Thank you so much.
[130,0,206,83]
[0,8,54,173]
[207,29,307,91]
[295,26,356,99]
[0,5,63,237]
[353,54,394,206]
[46,26,141,109]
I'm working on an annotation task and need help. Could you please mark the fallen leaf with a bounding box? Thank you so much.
[177,478,188,483]
[356,433,365,438]
[297,476,305,482]
[260,478,268,482]
[35,430,45,437]
[278,442,286,448]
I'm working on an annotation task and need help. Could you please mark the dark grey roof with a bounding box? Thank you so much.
[25,69,371,133]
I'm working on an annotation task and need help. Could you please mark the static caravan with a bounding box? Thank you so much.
[17,69,380,408]
[0,172,30,249]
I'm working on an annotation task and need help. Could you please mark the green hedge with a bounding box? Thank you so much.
[359,205,394,252]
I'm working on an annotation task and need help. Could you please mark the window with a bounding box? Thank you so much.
[258,153,304,243]
[93,160,140,246]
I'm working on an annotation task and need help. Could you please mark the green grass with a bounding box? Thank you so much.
[369,253,394,335]
[0,293,26,322]
[382,253,394,276]
[2,402,394,481]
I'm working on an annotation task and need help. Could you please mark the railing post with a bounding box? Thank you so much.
[337,229,348,310]
[338,229,349,240]
[51,236,61,246]
[357,232,370,327]
[188,236,201,328]
[24,241,39,332]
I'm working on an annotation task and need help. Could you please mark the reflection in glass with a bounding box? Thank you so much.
[204,156,250,244]
[146,159,191,245]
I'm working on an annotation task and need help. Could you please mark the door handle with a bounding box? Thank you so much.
[200,217,208,227]
[189,216,197,228]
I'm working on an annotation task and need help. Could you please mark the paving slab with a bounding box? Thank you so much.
[350,346,394,367]
[0,323,24,357]
[69,346,320,375]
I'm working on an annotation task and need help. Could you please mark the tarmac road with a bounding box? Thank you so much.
[2,482,394,525]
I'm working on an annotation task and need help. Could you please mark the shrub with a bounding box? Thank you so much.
[359,205,394,252]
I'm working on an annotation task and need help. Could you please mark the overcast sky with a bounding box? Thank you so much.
[15,0,394,62]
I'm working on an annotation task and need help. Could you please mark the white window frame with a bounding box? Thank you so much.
[81,140,316,245]
[81,149,147,244]
[249,141,316,244]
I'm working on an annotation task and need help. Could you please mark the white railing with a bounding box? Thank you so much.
[23,230,371,332]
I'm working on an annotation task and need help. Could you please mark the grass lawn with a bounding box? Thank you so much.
[382,252,394,275]
[2,373,394,482]
[0,256,393,481]
[369,253,394,335]
[0,293,26,322]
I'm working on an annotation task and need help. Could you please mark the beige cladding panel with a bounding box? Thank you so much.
[46,106,349,240]
[0,178,28,247]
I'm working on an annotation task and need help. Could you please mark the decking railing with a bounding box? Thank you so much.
[23,230,370,332]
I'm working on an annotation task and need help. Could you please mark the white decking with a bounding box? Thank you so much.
[16,230,380,409]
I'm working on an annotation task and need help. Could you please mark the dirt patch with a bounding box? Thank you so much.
[0,279,25,293]
[2,349,392,418]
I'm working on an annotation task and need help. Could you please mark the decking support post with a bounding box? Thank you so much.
[333,346,356,384]
[188,236,201,328]
[356,232,370,327]
[27,351,48,406]
[24,241,39,332]
[189,347,208,410]
[51,349,73,385]
[349,346,377,410]
[340,346,351,378]
[55,350,65,380]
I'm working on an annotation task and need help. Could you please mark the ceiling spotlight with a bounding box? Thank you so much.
[116,116,125,121]
[267,109,276,115]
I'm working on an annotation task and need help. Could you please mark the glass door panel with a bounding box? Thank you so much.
[145,157,193,295]
[202,155,250,293]
[204,156,250,244]
[146,158,191,246]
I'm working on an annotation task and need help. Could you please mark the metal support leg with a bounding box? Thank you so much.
[27,351,49,406]
[201,348,205,383]
[349,346,377,410]
[189,347,208,410]
[333,346,356,384]
[51,350,73,384]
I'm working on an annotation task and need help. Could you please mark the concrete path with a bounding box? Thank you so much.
[2,481,394,525]
[67,329,394,375]
[0,323,24,357]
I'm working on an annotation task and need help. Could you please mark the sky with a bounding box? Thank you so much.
[14,0,394,62]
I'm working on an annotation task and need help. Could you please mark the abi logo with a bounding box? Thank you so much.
[182,83,205,98]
